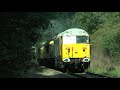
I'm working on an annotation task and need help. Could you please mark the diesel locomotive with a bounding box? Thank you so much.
[39,28,91,72]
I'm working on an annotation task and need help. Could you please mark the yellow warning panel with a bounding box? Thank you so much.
[61,44,90,60]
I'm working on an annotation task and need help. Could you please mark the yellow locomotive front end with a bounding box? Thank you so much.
[61,35,90,70]
[62,44,90,62]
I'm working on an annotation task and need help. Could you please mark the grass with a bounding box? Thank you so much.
[87,45,120,78]
[88,36,119,77]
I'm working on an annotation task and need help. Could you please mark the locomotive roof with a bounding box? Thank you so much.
[56,28,89,39]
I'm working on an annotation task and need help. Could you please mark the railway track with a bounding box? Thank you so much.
[37,66,112,78]
[67,71,112,78]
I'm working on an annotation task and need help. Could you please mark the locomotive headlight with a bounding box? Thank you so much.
[82,58,90,62]
[63,58,70,62]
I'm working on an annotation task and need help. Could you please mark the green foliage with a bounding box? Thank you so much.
[0,12,55,71]
[90,12,120,58]
[88,12,120,77]
[0,12,76,73]
[69,12,104,34]
[102,30,120,59]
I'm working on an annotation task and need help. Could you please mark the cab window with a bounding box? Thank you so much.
[76,36,89,44]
